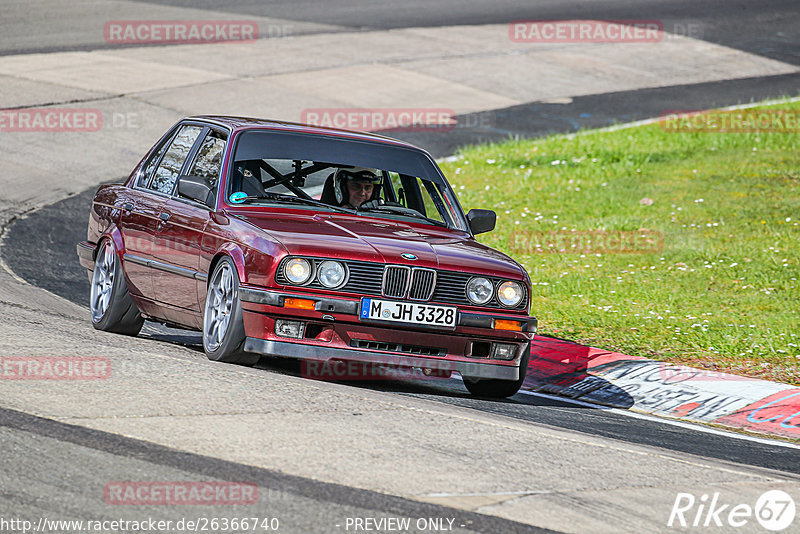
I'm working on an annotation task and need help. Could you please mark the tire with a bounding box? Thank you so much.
[90,239,144,336]
[202,257,259,365]
[463,344,530,398]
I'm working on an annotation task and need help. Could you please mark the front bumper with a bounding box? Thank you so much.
[239,287,538,333]
[239,286,537,380]
[244,338,520,380]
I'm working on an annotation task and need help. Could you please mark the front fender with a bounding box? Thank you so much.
[214,242,248,284]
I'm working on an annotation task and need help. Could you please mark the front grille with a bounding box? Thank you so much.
[382,265,410,298]
[351,340,446,357]
[432,271,471,302]
[346,262,384,294]
[275,257,527,310]
[382,265,436,301]
[408,268,436,301]
[433,271,529,310]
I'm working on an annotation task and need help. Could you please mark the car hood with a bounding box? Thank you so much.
[238,212,525,279]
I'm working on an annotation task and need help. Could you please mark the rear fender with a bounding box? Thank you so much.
[94,225,139,291]
[98,224,126,261]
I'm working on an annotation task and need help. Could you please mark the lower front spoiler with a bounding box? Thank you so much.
[243,337,519,380]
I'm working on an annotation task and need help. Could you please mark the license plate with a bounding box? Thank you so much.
[359,298,457,328]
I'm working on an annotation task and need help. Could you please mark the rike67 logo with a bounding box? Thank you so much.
[668,490,796,531]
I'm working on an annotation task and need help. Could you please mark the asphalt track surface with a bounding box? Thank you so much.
[6,0,800,65]
[3,187,798,477]
[1,408,551,534]
[2,0,799,156]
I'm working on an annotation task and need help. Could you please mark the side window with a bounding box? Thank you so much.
[149,125,203,194]
[417,177,446,224]
[136,135,172,188]
[387,172,446,224]
[188,130,227,187]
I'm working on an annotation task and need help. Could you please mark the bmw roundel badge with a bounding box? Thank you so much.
[401,253,417,260]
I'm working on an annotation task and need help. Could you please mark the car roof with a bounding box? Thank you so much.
[187,115,423,151]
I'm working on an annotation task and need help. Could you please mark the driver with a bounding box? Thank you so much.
[334,167,382,209]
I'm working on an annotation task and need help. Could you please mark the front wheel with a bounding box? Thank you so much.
[463,344,530,398]
[203,257,259,365]
[90,239,143,336]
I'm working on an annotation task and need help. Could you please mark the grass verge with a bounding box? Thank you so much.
[440,98,800,385]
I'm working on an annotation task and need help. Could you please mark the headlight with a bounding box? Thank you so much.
[285,258,312,285]
[466,277,493,305]
[497,280,523,307]
[317,260,346,288]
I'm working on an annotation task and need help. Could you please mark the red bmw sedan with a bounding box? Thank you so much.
[77,116,537,397]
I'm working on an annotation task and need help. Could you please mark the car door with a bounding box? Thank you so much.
[124,123,205,304]
[117,131,174,298]
[151,126,227,312]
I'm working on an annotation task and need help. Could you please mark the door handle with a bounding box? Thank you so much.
[159,212,171,222]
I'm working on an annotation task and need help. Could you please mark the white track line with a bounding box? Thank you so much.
[450,374,797,447]
[440,95,800,162]
[572,95,800,136]
[516,388,800,450]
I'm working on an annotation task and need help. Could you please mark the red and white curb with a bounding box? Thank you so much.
[524,337,800,440]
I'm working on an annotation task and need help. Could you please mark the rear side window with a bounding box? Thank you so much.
[148,125,203,194]
[137,135,172,188]
[188,130,227,187]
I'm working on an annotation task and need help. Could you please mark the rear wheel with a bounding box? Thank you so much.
[203,257,259,365]
[463,344,530,398]
[90,239,144,336]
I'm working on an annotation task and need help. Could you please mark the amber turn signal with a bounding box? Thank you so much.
[284,298,316,310]
[493,319,523,331]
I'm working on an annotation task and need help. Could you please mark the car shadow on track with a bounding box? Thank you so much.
[130,327,633,410]
[523,336,635,409]
[138,324,205,353]
[250,352,619,411]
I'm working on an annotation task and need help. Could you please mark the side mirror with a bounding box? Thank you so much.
[177,175,215,206]
[467,209,496,235]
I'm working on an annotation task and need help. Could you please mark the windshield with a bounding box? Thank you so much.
[224,130,468,231]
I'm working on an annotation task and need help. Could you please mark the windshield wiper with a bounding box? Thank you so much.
[237,193,355,214]
[358,204,448,226]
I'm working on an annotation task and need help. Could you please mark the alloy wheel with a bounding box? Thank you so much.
[204,261,236,351]
[90,241,115,322]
